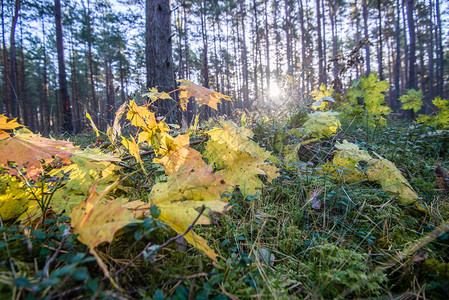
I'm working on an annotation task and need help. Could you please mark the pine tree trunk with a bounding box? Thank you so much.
[264,0,270,93]
[1,0,9,117]
[406,0,416,90]
[239,0,249,109]
[54,0,73,132]
[146,0,176,122]
[9,0,21,120]
[363,0,370,76]
[435,0,443,97]
[316,0,324,84]
[299,0,306,93]
[427,0,434,102]
[40,10,50,132]
[377,0,383,80]
[393,0,401,110]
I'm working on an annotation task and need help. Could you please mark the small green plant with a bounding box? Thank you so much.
[417,96,449,129]
[399,89,424,112]
[339,73,391,128]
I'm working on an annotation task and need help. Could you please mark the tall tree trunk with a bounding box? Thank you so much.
[9,0,21,120]
[284,0,292,75]
[54,0,73,132]
[316,0,324,84]
[330,0,338,82]
[377,0,383,80]
[321,0,327,84]
[393,0,401,110]
[362,0,370,76]
[354,0,361,78]
[435,0,443,97]
[299,0,306,93]
[86,0,97,125]
[264,0,270,93]
[146,0,176,122]
[183,4,190,79]
[427,0,434,102]
[18,22,31,129]
[406,0,416,90]
[401,2,408,93]
[253,0,260,100]
[1,0,9,116]
[41,10,50,133]
[200,0,209,88]
[239,0,249,109]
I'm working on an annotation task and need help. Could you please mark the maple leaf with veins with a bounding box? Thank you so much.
[0,128,77,180]
[178,79,232,110]
[153,134,206,175]
[71,181,138,248]
[0,115,22,140]
[127,162,230,260]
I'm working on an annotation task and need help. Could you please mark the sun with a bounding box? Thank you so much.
[268,81,281,98]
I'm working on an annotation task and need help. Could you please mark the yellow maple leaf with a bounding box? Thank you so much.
[70,182,137,248]
[121,136,146,174]
[130,163,230,260]
[153,134,206,175]
[0,115,22,140]
[126,100,157,129]
[206,121,268,159]
[178,79,232,111]
[0,171,30,220]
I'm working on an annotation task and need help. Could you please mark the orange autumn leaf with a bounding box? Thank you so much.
[177,79,232,110]
[0,128,77,180]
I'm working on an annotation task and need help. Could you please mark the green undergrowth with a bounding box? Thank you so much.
[1,114,449,299]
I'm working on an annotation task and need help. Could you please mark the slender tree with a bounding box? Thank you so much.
[9,0,21,120]
[146,0,176,121]
[54,0,73,132]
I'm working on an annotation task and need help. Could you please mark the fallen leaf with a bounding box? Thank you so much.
[178,79,231,110]
[0,128,77,180]
[70,182,137,248]
[0,115,22,140]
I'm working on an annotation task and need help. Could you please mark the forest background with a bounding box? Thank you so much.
[0,0,448,132]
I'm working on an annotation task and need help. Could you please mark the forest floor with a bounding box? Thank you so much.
[0,108,449,299]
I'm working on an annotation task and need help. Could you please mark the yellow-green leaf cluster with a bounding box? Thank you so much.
[320,141,423,210]
[303,111,341,139]
[204,121,279,196]
[417,96,449,129]
[50,148,121,216]
[311,83,334,110]
[339,74,391,126]
[399,89,424,112]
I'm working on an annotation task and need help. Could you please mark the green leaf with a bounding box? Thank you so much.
[399,89,424,112]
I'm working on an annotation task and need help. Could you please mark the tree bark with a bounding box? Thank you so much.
[1,0,9,116]
[54,0,73,132]
[145,0,176,122]
[406,0,416,90]
[362,0,370,76]
[377,0,383,80]
[239,0,249,109]
[316,0,324,84]
[9,0,21,120]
